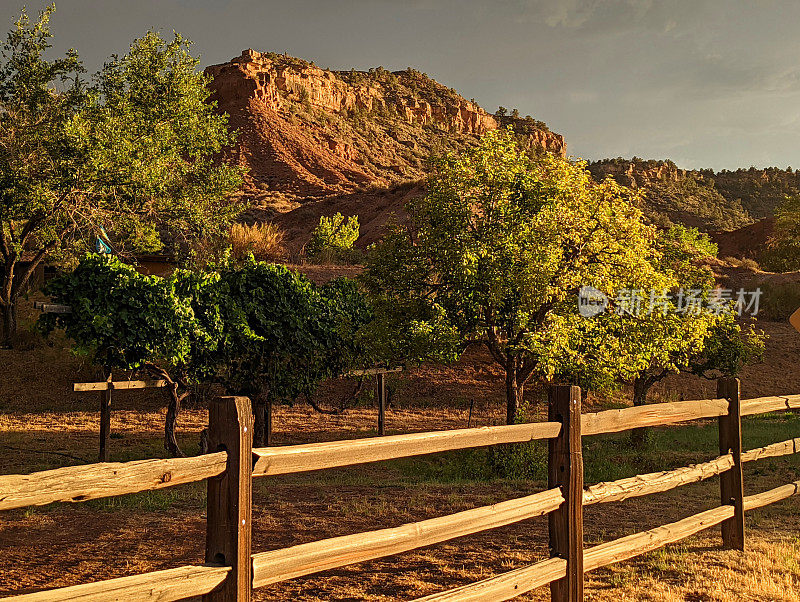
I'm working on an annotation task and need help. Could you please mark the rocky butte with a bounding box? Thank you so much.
[205,49,566,206]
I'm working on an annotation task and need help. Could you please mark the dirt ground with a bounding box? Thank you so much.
[1,316,799,600]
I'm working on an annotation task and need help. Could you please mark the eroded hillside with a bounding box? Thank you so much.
[588,158,800,232]
[205,50,565,210]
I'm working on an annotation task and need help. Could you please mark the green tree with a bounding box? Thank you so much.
[621,227,764,412]
[0,6,243,346]
[39,254,222,456]
[41,254,372,450]
[557,226,765,443]
[363,129,674,424]
[761,195,800,271]
[306,212,360,262]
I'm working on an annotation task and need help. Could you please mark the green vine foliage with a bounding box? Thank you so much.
[39,254,372,447]
[214,257,371,402]
[39,254,201,372]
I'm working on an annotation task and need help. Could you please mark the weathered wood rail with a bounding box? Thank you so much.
[1,379,798,601]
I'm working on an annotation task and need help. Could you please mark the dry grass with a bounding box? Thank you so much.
[583,529,800,601]
[230,221,286,261]
[1,402,798,600]
[1,310,799,600]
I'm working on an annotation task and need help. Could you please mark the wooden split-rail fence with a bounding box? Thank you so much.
[71,367,401,460]
[1,378,799,601]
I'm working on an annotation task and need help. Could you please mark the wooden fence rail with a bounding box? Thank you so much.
[1,380,798,601]
[251,487,564,588]
[0,453,227,511]
[7,565,231,602]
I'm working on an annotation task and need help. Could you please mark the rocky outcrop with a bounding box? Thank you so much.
[206,50,565,203]
[588,158,686,188]
[208,49,499,135]
[516,128,567,158]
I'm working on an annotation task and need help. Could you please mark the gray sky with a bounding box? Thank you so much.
[3,0,799,170]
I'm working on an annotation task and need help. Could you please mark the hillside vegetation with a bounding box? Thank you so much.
[588,158,752,232]
[713,166,800,219]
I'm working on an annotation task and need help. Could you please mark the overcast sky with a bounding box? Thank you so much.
[3,0,799,170]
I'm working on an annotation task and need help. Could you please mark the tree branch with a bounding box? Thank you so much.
[9,240,55,299]
[485,326,508,365]
[0,224,9,260]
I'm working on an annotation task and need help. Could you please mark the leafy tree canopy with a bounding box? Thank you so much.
[0,5,244,345]
[363,128,675,423]
[549,223,764,438]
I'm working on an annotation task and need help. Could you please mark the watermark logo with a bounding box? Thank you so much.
[578,285,609,318]
[578,287,762,318]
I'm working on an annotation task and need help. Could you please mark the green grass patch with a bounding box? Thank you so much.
[85,484,206,512]
[383,411,800,487]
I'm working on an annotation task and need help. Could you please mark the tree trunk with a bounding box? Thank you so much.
[630,376,651,447]
[505,358,524,425]
[1,240,58,348]
[252,392,273,447]
[253,399,266,447]
[165,382,186,457]
[265,398,273,446]
[0,302,16,349]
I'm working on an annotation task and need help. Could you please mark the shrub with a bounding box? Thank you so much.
[739,258,761,271]
[760,243,800,272]
[404,441,546,483]
[306,213,360,263]
[723,256,761,271]
[229,222,285,262]
[487,441,547,480]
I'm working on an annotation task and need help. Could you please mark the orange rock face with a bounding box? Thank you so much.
[207,49,499,135]
[588,160,685,189]
[206,49,566,201]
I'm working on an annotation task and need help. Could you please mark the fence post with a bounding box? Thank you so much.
[98,374,113,462]
[548,385,584,602]
[718,377,745,550]
[204,396,254,601]
[377,373,386,436]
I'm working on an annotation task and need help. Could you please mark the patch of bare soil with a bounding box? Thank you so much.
[250,180,422,258]
[709,217,774,260]
[1,314,799,599]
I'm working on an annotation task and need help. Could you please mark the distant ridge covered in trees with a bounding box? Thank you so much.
[588,158,800,232]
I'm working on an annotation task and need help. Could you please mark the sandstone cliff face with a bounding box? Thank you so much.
[206,50,565,203]
[588,158,685,188]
